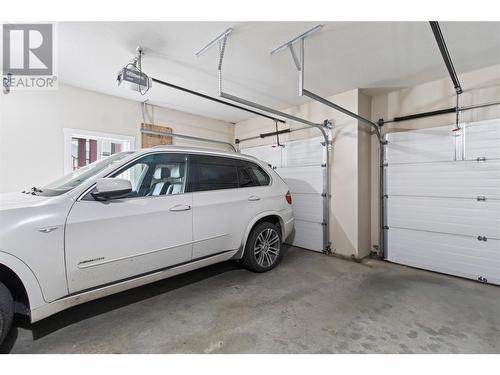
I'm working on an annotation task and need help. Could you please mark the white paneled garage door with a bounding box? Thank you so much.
[385,119,500,285]
[242,137,327,252]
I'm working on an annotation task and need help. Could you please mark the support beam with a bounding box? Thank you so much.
[151,78,285,124]
[429,21,463,95]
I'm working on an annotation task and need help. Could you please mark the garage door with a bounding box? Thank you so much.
[385,119,500,285]
[241,137,327,252]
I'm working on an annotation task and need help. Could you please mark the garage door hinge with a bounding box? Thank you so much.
[384,225,389,230]
[321,163,327,167]
[477,235,488,242]
[478,276,488,283]
[476,157,487,162]
[477,196,486,201]
[383,162,388,167]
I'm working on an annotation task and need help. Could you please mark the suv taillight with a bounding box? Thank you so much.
[285,190,292,205]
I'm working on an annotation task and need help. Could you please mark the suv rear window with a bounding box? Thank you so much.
[188,155,270,192]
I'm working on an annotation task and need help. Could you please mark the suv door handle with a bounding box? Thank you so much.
[248,195,260,201]
[169,204,191,212]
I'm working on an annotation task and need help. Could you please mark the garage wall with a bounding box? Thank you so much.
[0,83,233,193]
[370,64,500,251]
[234,89,371,258]
[357,92,372,258]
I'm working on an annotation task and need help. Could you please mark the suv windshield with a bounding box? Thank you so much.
[36,152,133,196]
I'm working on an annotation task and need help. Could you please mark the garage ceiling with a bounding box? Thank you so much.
[58,21,500,123]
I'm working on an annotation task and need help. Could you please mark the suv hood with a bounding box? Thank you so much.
[0,192,53,211]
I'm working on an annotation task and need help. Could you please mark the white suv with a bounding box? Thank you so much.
[0,146,294,343]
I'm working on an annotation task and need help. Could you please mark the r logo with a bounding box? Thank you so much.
[2,24,53,76]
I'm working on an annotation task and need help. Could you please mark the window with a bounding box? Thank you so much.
[238,167,256,188]
[41,152,133,196]
[187,155,271,192]
[113,162,149,193]
[188,155,238,192]
[107,153,187,198]
[64,129,136,174]
[248,164,271,186]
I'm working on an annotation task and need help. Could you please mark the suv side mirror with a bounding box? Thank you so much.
[92,178,132,201]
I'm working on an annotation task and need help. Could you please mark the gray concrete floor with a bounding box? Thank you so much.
[2,246,499,353]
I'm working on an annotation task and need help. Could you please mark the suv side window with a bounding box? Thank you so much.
[187,155,271,192]
[188,155,238,192]
[82,153,188,200]
[247,163,271,186]
[238,166,256,187]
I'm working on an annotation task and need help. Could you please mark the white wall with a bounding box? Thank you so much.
[370,64,500,251]
[357,92,372,258]
[0,83,233,193]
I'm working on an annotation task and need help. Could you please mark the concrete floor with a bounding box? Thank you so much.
[2,246,499,353]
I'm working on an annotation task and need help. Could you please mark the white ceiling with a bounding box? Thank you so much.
[58,21,500,123]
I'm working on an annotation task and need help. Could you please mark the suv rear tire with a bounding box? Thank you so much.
[0,282,14,345]
[242,222,283,272]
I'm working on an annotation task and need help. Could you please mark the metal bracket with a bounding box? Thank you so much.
[288,44,301,71]
[476,157,487,162]
[194,27,233,95]
[477,196,486,202]
[270,25,382,143]
[477,236,488,242]
[270,24,323,55]
[195,27,233,57]
[205,27,326,134]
